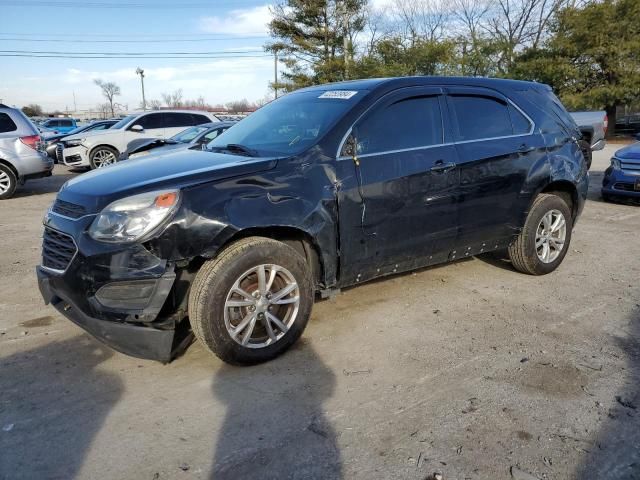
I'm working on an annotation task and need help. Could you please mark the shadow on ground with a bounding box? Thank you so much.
[0,335,122,480]
[12,172,76,198]
[575,306,640,479]
[210,342,341,479]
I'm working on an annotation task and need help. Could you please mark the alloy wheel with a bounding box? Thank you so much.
[535,209,566,263]
[224,264,300,348]
[0,171,10,194]
[93,149,117,168]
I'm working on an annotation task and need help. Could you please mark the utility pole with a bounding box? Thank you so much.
[72,91,77,113]
[273,50,279,99]
[343,2,349,77]
[136,67,146,110]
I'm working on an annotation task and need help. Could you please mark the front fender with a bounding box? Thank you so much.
[147,154,339,286]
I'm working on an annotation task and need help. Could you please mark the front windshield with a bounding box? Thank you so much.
[171,125,210,143]
[112,114,137,129]
[207,90,361,156]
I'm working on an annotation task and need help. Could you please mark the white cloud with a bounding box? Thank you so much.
[198,5,272,36]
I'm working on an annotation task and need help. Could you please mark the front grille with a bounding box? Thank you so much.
[52,199,86,218]
[56,143,63,163]
[620,161,640,172]
[613,182,638,192]
[42,228,77,272]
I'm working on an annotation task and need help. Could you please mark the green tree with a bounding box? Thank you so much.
[21,104,43,117]
[512,0,640,135]
[266,0,367,91]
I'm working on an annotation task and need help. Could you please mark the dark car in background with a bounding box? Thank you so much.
[45,120,118,161]
[40,118,77,134]
[119,121,236,161]
[37,76,588,366]
[602,140,640,201]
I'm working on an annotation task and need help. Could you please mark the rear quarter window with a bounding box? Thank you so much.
[0,113,18,133]
[191,114,211,125]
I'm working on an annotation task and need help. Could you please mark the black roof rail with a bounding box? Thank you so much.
[0,104,9,108]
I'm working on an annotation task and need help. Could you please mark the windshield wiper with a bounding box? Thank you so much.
[209,143,259,157]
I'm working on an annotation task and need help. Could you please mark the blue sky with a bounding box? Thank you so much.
[0,1,276,112]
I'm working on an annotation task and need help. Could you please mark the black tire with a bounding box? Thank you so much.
[188,236,313,365]
[0,163,18,200]
[508,193,573,275]
[579,140,592,170]
[89,146,119,169]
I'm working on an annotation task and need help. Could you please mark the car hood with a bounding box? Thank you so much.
[615,142,640,162]
[58,149,278,212]
[63,128,121,142]
[128,140,185,156]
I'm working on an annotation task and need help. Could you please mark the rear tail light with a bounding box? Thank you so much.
[603,114,608,136]
[20,135,42,150]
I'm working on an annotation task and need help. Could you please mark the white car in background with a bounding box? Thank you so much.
[57,110,218,169]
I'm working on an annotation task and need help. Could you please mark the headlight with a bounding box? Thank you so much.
[88,189,180,243]
[65,138,85,147]
[611,157,621,169]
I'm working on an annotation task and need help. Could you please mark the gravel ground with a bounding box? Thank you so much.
[0,146,638,480]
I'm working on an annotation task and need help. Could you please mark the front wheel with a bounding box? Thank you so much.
[89,146,119,169]
[508,193,573,275]
[188,237,313,365]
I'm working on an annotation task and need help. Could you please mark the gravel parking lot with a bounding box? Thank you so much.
[1,145,638,480]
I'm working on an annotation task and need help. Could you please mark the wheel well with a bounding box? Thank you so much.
[0,159,18,179]
[90,144,119,157]
[223,227,324,288]
[541,181,578,220]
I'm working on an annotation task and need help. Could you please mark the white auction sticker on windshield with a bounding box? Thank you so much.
[318,90,358,99]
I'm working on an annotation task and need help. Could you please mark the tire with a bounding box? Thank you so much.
[0,163,18,200]
[188,236,314,365]
[508,193,573,275]
[579,140,592,170]
[89,146,119,169]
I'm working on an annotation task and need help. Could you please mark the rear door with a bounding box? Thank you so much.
[164,112,196,137]
[445,87,541,249]
[337,87,460,282]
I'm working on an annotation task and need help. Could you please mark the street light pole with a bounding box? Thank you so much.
[136,67,146,111]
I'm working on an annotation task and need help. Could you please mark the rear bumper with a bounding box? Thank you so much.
[14,150,53,178]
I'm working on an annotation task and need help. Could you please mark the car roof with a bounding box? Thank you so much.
[297,76,546,93]
[127,109,215,116]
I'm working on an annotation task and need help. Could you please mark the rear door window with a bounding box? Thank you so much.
[0,113,18,133]
[164,113,194,128]
[355,95,443,155]
[60,119,73,127]
[449,95,513,141]
[509,104,532,135]
[135,113,164,130]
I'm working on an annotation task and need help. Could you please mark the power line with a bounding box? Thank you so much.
[0,37,268,43]
[0,32,268,38]
[0,49,265,55]
[0,53,271,59]
[3,0,260,8]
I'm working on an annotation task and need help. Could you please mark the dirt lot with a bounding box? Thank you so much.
[1,146,638,480]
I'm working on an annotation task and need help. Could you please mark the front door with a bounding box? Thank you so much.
[337,87,459,284]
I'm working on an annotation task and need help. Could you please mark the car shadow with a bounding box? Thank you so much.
[574,306,640,478]
[210,342,341,479]
[0,335,123,479]
[12,172,75,198]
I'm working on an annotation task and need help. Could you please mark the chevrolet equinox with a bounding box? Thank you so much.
[37,77,588,365]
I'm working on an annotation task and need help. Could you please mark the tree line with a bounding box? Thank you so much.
[267,0,640,134]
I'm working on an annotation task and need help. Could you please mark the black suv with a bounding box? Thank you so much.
[37,77,588,365]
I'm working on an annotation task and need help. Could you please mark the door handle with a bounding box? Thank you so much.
[518,143,535,153]
[430,160,456,173]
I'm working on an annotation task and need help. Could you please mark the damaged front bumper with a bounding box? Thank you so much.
[37,212,192,362]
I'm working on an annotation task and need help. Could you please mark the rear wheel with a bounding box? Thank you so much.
[188,237,313,365]
[89,146,118,169]
[0,164,17,200]
[508,193,573,275]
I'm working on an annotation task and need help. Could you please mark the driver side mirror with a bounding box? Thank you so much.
[130,124,144,133]
[341,134,357,158]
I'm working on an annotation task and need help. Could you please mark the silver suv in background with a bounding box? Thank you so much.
[0,104,53,199]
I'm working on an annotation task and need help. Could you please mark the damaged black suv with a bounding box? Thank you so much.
[38,77,588,365]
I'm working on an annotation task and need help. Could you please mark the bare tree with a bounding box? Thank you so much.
[161,89,183,108]
[225,99,251,113]
[393,0,449,44]
[93,79,121,117]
